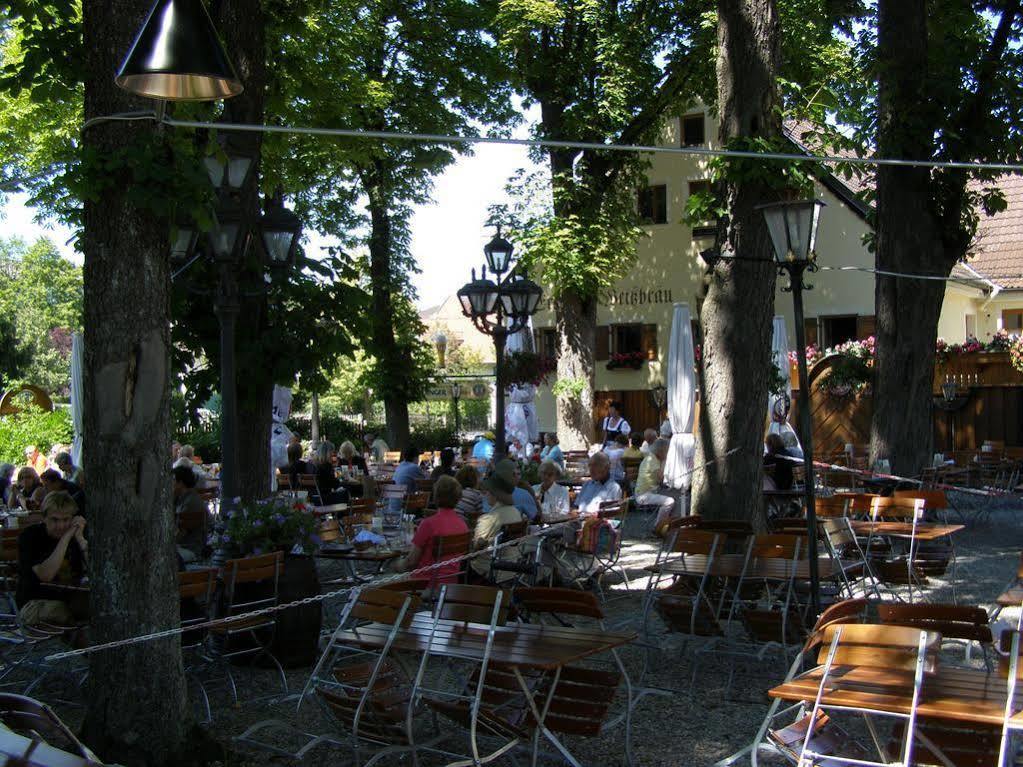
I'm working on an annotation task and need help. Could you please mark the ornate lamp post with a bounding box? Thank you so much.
[171,141,302,566]
[457,227,542,459]
[451,381,462,437]
[701,198,826,616]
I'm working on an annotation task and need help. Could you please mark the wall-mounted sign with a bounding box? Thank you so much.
[538,287,675,313]
[425,381,491,401]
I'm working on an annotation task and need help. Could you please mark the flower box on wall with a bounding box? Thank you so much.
[606,352,646,370]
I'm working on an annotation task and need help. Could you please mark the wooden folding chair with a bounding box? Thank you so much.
[178,568,215,721]
[866,496,928,601]
[797,624,939,767]
[716,599,870,766]
[425,531,471,593]
[0,692,104,765]
[511,587,636,766]
[206,552,287,708]
[819,517,884,600]
[878,602,992,668]
[487,520,541,588]
[242,588,428,762]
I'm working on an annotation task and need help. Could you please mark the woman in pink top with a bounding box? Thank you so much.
[394,475,469,584]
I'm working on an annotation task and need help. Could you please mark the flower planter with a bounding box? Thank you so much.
[606,360,644,371]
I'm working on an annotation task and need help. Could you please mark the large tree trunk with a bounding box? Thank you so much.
[554,291,596,450]
[79,1,189,762]
[869,0,944,476]
[365,174,411,449]
[691,0,781,526]
[218,0,270,499]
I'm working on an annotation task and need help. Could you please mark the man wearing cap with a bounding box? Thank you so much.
[472,432,496,461]
[471,462,525,580]
[574,452,623,514]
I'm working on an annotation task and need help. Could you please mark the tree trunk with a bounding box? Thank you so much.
[364,174,411,449]
[310,391,320,444]
[691,0,781,526]
[217,0,269,500]
[79,1,189,762]
[554,291,596,450]
[869,0,945,476]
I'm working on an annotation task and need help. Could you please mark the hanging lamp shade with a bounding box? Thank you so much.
[116,0,243,101]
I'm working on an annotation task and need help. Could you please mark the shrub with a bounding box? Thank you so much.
[0,405,73,464]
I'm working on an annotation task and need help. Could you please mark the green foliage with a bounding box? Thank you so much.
[0,237,82,394]
[174,422,222,464]
[408,423,458,451]
[214,496,320,557]
[551,377,587,400]
[0,405,72,464]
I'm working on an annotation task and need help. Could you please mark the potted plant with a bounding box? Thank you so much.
[606,351,646,370]
[815,338,874,399]
[211,496,323,667]
[503,350,557,387]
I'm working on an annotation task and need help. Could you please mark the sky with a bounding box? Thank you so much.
[0,135,541,311]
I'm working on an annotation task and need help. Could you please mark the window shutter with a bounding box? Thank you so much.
[642,324,659,360]
[532,328,542,354]
[596,326,611,360]
[803,319,819,348]
[856,315,876,340]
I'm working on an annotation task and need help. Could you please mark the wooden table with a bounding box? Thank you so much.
[770,664,1021,727]
[332,614,636,766]
[850,521,964,542]
[311,503,349,517]
[646,554,860,583]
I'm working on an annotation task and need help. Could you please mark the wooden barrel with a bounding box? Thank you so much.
[270,554,322,668]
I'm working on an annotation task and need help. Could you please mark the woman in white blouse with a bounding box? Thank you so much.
[533,460,570,520]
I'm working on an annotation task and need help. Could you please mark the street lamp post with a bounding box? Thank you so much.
[701,198,826,616]
[172,142,302,566]
[758,199,826,617]
[451,381,462,437]
[457,227,542,460]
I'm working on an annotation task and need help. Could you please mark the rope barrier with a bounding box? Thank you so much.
[777,452,1012,498]
[42,449,739,662]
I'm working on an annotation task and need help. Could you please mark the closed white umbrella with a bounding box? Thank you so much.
[663,303,696,490]
[504,318,539,445]
[768,316,803,457]
[70,332,84,467]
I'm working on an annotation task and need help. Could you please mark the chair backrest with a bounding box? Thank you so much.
[223,551,283,613]
[276,472,292,490]
[813,598,869,635]
[348,497,377,515]
[341,512,374,541]
[348,587,421,628]
[318,518,343,544]
[816,623,940,672]
[379,484,406,500]
[0,693,100,763]
[694,518,755,542]
[405,492,431,513]
[597,499,627,520]
[821,517,857,548]
[622,456,643,482]
[671,528,720,555]
[432,531,471,559]
[414,478,434,493]
[434,583,508,624]
[877,603,992,644]
[178,568,216,601]
[298,473,319,490]
[869,496,925,521]
[835,492,878,516]
[815,496,848,518]
[893,489,947,511]
[497,520,529,541]
[751,533,803,560]
[513,586,604,621]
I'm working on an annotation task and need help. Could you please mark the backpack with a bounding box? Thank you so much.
[575,517,620,557]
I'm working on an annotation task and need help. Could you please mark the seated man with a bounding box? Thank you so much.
[173,466,211,563]
[39,469,86,516]
[17,491,87,627]
[54,452,82,485]
[471,465,526,582]
[635,438,677,535]
[394,475,469,584]
[574,452,623,515]
[390,445,424,513]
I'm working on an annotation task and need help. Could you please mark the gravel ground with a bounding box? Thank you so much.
[27,496,1023,766]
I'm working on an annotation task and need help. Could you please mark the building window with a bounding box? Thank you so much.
[637,184,667,225]
[597,324,659,361]
[682,114,705,147]
[533,328,559,360]
[821,315,858,348]
[614,324,644,356]
[1002,309,1023,332]
[965,314,976,338]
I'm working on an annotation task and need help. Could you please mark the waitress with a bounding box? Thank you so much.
[601,401,631,448]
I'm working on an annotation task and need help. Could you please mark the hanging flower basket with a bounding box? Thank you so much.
[503,350,557,387]
[606,351,646,370]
